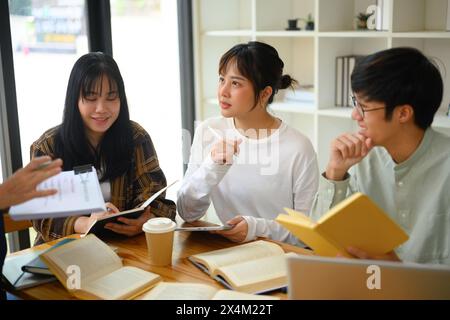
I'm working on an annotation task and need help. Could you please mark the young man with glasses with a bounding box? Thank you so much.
[311,47,450,264]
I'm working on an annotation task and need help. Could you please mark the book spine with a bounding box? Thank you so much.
[348,56,355,107]
[447,0,450,31]
[335,56,343,107]
[343,57,349,107]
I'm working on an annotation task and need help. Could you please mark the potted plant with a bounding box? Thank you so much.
[301,13,314,31]
[356,12,374,30]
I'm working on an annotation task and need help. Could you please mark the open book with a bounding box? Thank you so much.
[139,282,280,300]
[9,166,106,220]
[275,192,409,258]
[189,240,297,294]
[40,234,161,299]
[85,180,178,236]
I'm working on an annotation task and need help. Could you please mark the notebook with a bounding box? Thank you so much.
[21,238,76,275]
[9,165,106,220]
[2,251,56,290]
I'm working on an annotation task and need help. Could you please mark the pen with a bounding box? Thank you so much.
[208,126,239,159]
[208,126,222,140]
[35,161,53,171]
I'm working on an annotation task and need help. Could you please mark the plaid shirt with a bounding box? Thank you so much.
[30,121,176,244]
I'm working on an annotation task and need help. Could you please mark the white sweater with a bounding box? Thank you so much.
[177,117,319,245]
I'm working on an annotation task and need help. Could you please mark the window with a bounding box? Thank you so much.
[9,0,88,244]
[111,0,183,199]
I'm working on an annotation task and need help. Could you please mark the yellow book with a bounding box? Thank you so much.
[188,240,297,294]
[275,193,409,258]
[138,282,280,300]
[40,234,161,300]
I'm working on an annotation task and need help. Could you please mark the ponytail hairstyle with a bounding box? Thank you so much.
[219,41,297,108]
[54,52,134,182]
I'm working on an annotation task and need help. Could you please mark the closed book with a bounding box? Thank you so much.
[2,251,56,290]
[347,55,364,106]
[343,57,349,106]
[447,0,450,31]
[21,238,76,275]
[335,56,344,106]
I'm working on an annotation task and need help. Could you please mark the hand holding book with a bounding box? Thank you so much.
[84,180,178,237]
[275,193,408,258]
[344,246,401,262]
[75,202,121,234]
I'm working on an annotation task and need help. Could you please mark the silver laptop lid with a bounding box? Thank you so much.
[287,255,450,300]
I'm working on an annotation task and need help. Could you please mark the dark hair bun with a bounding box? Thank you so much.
[280,74,296,90]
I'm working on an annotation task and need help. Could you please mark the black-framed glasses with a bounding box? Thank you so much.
[350,95,385,118]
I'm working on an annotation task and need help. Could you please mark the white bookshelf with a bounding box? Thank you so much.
[193,0,450,171]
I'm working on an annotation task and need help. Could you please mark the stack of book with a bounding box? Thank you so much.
[335,55,364,107]
[284,85,314,104]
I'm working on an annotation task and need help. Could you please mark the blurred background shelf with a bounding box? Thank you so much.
[193,0,450,171]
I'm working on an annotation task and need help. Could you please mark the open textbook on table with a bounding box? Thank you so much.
[189,240,297,294]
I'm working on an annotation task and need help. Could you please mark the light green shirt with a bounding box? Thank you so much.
[311,128,450,264]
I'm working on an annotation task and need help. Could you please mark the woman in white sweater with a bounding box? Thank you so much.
[177,41,319,245]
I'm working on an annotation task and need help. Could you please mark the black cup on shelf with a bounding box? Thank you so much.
[286,19,300,31]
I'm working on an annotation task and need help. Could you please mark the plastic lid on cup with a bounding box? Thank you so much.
[142,217,176,233]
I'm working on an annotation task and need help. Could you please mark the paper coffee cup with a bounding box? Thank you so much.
[142,217,176,266]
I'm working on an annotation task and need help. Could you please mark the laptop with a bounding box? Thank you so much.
[287,255,450,300]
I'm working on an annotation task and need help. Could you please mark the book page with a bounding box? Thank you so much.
[212,290,280,300]
[90,180,178,225]
[275,214,343,257]
[191,240,284,274]
[82,266,160,300]
[42,235,122,285]
[9,168,106,220]
[139,282,217,300]
[283,208,314,222]
[214,252,296,294]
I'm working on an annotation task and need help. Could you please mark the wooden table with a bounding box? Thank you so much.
[8,231,312,300]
